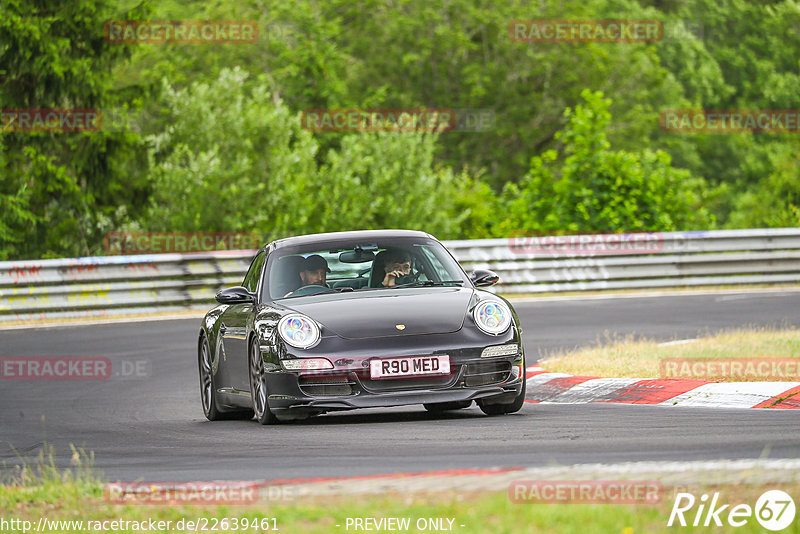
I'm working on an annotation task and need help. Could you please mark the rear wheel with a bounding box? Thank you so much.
[250,337,279,425]
[423,400,472,412]
[477,377,526,416]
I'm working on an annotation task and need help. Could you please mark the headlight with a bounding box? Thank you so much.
[278,314,321,349]
[473,300,512,335]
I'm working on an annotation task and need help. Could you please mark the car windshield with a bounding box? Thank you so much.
[264,237,468,300]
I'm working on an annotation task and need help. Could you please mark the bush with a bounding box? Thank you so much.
[134,68,494,243]
[497,90,713,236]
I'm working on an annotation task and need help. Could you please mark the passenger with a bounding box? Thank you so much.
[299,254,331,287]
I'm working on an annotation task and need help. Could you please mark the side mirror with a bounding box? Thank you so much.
[215,286,255,304]
[470,269,499,287]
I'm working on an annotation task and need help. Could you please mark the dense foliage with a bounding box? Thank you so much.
[2,0,798,259]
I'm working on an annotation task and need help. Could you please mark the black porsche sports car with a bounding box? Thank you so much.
[198,229,526,424]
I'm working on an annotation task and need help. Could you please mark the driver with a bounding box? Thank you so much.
[299,254,331,287]
[381,249,413,287]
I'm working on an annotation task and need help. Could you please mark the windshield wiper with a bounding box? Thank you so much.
[391,280,464,288]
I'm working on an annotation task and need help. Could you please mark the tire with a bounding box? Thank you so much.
[249,337,279,425]
[423,400,472,412]
[477,377,526,416]
[199,335,254,421]
[199,334,223,421]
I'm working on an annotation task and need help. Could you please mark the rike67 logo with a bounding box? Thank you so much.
[668,490,796,531]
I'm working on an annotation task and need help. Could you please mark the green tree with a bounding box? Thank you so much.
[727,147,800,228]
[649,0,800,224]
[117,0,800,231]
[139,68,318,237]
[0,0,150,260]
[135,68,493,241]
[497,90,713,235]
[118,0,690,189]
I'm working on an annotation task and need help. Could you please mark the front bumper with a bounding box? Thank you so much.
[264,358,524,420]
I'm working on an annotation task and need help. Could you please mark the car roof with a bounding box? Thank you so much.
[266,229,435,251]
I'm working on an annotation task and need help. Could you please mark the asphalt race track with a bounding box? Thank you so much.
[1,290,799,482]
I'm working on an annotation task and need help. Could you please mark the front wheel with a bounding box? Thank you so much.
[199,334,253,421]
[477,378,526,416]
[250,337,279,425]
[199,335,222,421]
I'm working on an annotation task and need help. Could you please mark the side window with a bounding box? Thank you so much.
[242,251,266,293]
[418,246,450,281]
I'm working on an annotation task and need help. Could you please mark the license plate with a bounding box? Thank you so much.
[370,355,450,379]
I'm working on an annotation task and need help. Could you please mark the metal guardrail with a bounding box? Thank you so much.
[1,228,799,323]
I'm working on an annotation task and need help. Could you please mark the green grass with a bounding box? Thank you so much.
[539,326,800,380]
[0,482,714,534]
[3,450,800,533]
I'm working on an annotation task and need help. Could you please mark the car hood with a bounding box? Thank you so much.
[282,287,475,339]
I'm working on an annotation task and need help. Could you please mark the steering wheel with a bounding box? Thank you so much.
[286,284,336,297]
[393,270,422,286]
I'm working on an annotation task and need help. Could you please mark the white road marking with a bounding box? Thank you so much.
[539,377,639,404]
[659,381,800,408]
